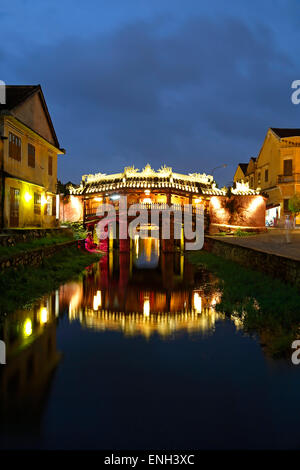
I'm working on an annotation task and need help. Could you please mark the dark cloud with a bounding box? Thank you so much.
[5,14,299,185]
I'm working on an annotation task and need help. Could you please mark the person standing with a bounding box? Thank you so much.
[285,214,292,244]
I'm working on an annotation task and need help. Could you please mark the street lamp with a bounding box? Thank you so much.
[210,164,227,175]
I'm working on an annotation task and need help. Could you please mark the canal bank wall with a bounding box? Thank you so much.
[204,236,300,289]
[0,240,77,271]
[0,227,73,247]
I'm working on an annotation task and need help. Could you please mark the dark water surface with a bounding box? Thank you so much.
[0,239,300,449]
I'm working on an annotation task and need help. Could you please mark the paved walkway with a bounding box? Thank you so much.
[210,229,300,261]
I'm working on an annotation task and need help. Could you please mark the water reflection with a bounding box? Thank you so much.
[0,295,61,426]
[1,238,294,449]
[133,237,160,268]
[0,240,222,423]
[63,240,223,338]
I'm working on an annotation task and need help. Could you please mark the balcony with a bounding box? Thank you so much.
[277,173,300,184]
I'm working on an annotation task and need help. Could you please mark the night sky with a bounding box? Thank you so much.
[1,0,300,186]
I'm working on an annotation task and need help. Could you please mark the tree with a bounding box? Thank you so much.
[288,193,300,227]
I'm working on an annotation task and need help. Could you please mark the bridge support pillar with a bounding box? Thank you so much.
[161,238,174,252]
[161,213,175,252]
[99,238,109,251]
[119,238,130,252]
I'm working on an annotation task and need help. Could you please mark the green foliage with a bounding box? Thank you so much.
[235,228,255,237]
[189,251,300,357]
[62,221,87,240]
[215,232,229,236]
[288,193,300,216]
[0,246,101,314]
[0,235,73,260]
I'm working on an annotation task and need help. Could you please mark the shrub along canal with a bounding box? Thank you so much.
[1,238,300,449]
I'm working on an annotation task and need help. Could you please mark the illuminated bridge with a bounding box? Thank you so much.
[63,164,266,250]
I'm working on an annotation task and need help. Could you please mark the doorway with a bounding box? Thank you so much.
[10,187,20,227]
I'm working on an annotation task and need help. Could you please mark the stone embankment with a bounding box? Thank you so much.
[0,227,73,247]
[0,227,76,271]
[0,240,77,271]
[204,235,300,289]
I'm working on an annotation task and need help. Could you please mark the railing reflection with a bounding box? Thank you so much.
[72,307,223,339]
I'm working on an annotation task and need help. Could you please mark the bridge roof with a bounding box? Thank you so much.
[69,164,227,196]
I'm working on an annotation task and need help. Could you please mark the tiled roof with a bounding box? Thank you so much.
[0,84,61,149]
[271,128,300,138]
[238,163,248,174]
[0,85,39,110]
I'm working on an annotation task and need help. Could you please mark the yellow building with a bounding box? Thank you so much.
[234,128,300,226]
[233,163,248,184]
[0,85,65,228]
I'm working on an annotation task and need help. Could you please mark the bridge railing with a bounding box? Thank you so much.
[84,203,203,219]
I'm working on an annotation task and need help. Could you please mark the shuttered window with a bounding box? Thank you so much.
[28,143,35,168]
[265,169,269,182]
[283,159,293,176]
[257,172,261,184]
[284,199,290,212]
[9,132,21,161]
[48,155,53,176]
[52,196,56,217]
[34,193,41,215]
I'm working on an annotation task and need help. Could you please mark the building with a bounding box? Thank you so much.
[62,164,266,247]
[67,164,221,219]
[0,85,65,229]
[233,163,248,183]
[233,128,300,226]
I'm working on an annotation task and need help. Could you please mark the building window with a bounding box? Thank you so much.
[265,169,269,182]
[48,155,53,176]
[284,199,290,212]
[52,196,56,217]
[283,159,293,176]
[34,192,41,215]
[250,176,254,188]
[9,132,21,161]
[257,172,261,184]
[45,196,52,216]
[28,143,35,168]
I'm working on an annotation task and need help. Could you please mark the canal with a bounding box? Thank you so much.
[0,239,300,449]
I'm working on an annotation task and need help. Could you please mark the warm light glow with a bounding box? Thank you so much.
[211,294,221,307]
[41,194,48,205]
[68,286,82,318]
[96,290,101,308]
[40,307,48,324]
[194,198,202,204]
[24,192,32,203]
[248,196,264,213]
[70,195,82,210]
[110,194,120,200]
[193,292,202,313]
[210,196,221,209]
[24,319,32,337]
[93,291,102,310]
[143,298,150,317]
[144,189,150,195]
[74,308,222,338]
[93,197,102,202]
[232,180,260,195]
[142,198,152,204]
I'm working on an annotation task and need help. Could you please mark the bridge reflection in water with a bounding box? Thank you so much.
[0,237,243,444]
[64,238,224,338]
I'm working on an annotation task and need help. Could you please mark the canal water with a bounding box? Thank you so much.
[0,239,300,449]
